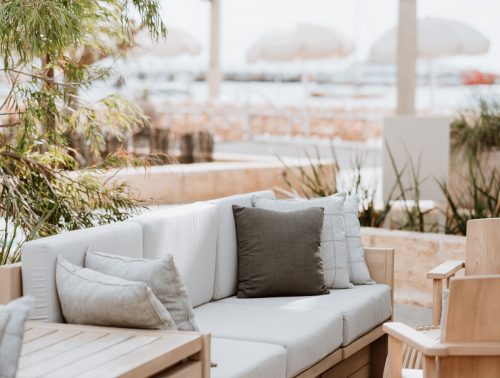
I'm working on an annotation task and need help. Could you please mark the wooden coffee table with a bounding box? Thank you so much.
[18,322,210,378]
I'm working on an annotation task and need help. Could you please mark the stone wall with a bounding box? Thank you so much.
[361,227,466,308]
[103,156,335,205]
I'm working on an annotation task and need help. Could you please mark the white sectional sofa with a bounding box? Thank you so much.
[20,190,394,378]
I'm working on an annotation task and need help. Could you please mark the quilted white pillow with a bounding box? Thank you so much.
[0,296,34,378]
[254,193,351,289]
[56,255,177,330]
[341,194,374,284]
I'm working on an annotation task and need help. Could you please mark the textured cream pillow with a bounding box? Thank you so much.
[254,193,351,289]
[85,249,198,331]
[55,255,177,330]
[341,194,374,284]
[0,296,34,378]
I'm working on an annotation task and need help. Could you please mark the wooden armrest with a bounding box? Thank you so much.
[386,322,500,355]
[365,247,394,288]
[384,322,447,357]
[427,260,465,280]
[428,260,465,326]
[0,263,22,304]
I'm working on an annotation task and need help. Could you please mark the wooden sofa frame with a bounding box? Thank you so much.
[0,247,394,378]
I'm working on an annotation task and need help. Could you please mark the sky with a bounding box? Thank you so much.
[153,0,500,73]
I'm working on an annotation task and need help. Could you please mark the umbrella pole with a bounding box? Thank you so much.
[300,59,310,136]
[208,0,221,99]
[428,59,435,112]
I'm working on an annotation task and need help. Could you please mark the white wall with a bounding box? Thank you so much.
[382,116,450,202]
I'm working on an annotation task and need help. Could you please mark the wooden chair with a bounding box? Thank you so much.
[385,275,500,378]
[427,217,500,326]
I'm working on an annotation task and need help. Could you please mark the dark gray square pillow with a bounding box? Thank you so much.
[232,205,328,298]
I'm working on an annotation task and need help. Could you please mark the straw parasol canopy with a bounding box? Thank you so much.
[134,27,202,57]
[246,23,354,63]
[369,17,489,62]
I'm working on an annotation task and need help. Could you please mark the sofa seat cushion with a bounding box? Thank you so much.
[220,284,392,346]
[211,338,287,378]
[194,303,343,377]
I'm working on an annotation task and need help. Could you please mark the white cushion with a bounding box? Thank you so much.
[207,191,276,300]
[254,194,351,289]
[56,256,177,330]
[342,194,374,284]
[211,338,287,378]
[220,284,392,345]
[85,250,198,331]
[21,222,143,322]
[0,309,9,342]
[402,369,423,378]
[129,202,218,307]
[194,302,343,377]
[0,296,35,377]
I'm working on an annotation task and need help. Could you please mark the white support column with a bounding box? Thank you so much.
[396,0,417,115]
[208,0,221,99]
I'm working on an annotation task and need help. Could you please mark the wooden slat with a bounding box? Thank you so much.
[19,331,105,369]
[350,363,370,378]
[427,260,465,279]
[295,349,343,378]
[443,275,500,343]
[19,323,207,378]
[321,346,370,378]
[154,360,202,378]
[200,334,211,378]
[342,325,386,359]
[45,335,159,377]
[431,279,443,326]
[18,333,133,377]
[0,262,22,304]
[77,336,201,378]
[388,336,403,378]
[383,323,446,356]
[21,329,82,356]
[365,248,394,289]
[22,327,57,343]
[465,218,500,276]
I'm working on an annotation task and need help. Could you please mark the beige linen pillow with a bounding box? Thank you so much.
[85,249,198,331]
[55,255,177,330]
[0,296,34,378]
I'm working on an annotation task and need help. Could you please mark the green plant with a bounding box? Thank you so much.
[342,153,392,228]
[279,146,393,228]
[451,98,500,157]
[0,0,166,264]
[279,146,339,199]
[439,156,500,236]
[385,144,435,233]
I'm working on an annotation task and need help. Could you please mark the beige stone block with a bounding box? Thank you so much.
[361,227,465,308]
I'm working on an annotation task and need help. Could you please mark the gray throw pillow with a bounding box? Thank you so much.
[0,296,34,378]
[233,205,328,298]
[56,255,177,330]
[254,194,351,289]
[85,249,198,331]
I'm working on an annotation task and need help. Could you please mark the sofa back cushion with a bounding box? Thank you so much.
[21,222,143,323]
[128,202,218,307]
[207,190,276,300]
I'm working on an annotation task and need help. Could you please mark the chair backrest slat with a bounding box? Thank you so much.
[466,218,500,276]
[442,275,500,343]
